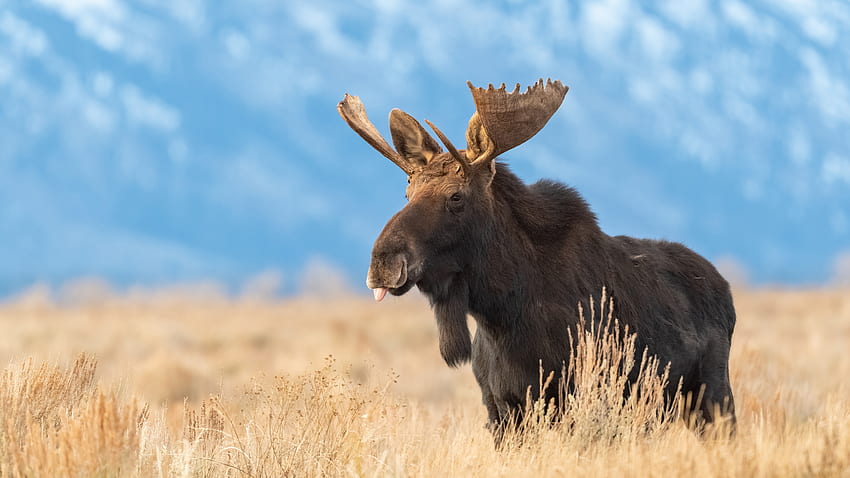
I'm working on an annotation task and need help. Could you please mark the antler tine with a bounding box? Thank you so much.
[466,78,569,164]
[338,93,415,175]
[425,119,471,177]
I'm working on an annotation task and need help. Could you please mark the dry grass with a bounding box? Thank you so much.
[0,354,143,477]
[1,285,849,476]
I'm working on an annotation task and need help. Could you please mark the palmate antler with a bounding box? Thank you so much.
[464,78,569,165]
[338,79,568,176]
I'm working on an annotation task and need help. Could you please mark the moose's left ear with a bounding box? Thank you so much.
[465,112,496,165]
[389,109,443,168]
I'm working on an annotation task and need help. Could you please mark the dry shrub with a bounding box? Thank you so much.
[0,354,144,477]
[0,354,97,450]
[505,289,682,449]
[135,351,217,404]
[176,357,402,477]
[5,391,143,477]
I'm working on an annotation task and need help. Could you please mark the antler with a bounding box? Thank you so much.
[466,78,569,163]
[337,93,415,175]
[424,120,471,177]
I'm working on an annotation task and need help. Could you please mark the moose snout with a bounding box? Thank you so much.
[368,204,426,300]
[366,253,409,291]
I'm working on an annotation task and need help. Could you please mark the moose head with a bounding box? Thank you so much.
[338,79,569,305]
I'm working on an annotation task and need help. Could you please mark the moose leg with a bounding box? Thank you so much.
[490,404,523,449]
[472,333,500,430]
[697,338,736,433]
[700,373,736,431]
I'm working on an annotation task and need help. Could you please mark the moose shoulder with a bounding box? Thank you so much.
[338,79,736,441]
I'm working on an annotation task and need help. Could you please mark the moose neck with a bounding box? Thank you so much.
[464,163,603,330]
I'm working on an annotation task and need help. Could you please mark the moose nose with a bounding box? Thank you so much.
[366,253,408,290]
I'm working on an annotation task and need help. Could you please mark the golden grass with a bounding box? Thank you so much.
[0,354,142,477]
[1,286,849,476]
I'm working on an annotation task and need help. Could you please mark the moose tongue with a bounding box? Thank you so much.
[373,288,388,302]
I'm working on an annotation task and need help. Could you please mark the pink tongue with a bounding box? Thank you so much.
[373,287,388,302]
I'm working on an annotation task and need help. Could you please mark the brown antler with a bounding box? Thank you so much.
[338,93,415,175]
[466,78,569,163]
[424,119,471,177]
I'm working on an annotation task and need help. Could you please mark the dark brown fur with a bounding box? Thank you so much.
[368,156,736,441]
[347,83,736,444]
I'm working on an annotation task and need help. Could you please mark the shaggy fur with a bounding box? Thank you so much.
[368,158,736,442]
[349,83,737,444]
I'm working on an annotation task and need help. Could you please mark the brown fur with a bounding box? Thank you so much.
[349,84,736,445]
[368,152,735,440]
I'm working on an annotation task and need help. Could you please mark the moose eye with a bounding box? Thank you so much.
[450,193,462,202]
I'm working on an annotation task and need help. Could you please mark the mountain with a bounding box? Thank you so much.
[1,0,849,296]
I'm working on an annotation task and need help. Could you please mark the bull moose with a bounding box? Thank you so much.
[337,79,736,441]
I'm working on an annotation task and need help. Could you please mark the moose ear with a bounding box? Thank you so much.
[389,109,442,168]
[465,112,496,165]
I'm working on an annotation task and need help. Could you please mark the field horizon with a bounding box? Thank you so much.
[1,285,849,476]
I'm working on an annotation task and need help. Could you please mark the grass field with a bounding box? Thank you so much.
[1,285,849,476]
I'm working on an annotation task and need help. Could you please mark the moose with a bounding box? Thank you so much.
[338,79,736,441]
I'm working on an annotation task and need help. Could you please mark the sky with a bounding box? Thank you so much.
[1,0,849,296]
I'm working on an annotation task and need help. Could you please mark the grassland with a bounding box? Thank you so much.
[1,285,849,476]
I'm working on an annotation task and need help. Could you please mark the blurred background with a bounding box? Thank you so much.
[2,0,849,298]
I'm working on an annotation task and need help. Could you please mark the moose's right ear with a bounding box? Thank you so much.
[389,109,442,168]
